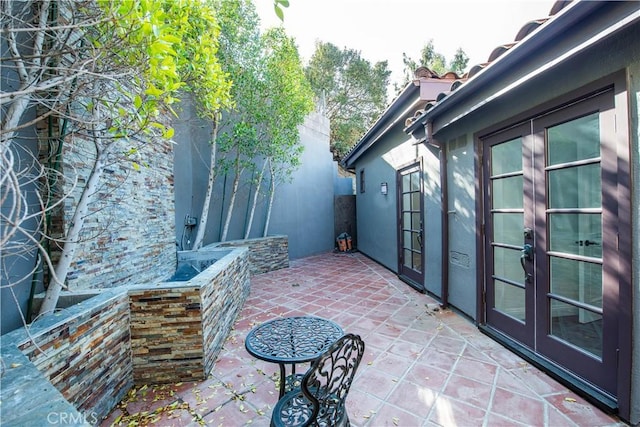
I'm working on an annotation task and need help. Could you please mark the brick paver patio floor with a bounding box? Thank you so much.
[102,251,625,426]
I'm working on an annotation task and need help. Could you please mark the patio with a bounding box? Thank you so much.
[102,251,625,426]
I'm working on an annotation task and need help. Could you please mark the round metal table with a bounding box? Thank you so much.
[245,316,344,397]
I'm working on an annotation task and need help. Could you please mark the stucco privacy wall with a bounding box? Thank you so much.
[0,247,249,425]
[269,112,336,258]
[1,20,44,333]
[1,121,40,335]
[173,109,335,260]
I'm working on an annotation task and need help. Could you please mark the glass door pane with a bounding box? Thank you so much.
[398,163,424,289]
[401,170,422,271]
[546,112,603,359]
[490,137,526,321]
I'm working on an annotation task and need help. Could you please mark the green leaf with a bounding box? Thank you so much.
[162,34,182,44]
[145,85,163,97]
[274,5,284,21]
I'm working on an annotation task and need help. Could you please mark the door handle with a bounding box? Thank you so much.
[520,243,533,282]
[575,240,600,247]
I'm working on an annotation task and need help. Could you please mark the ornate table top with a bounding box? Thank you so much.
[245,316,344,364]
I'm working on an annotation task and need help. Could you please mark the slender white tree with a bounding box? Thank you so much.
[2,0,232,317]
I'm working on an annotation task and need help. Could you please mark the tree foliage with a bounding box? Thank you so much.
[449,48,470,75]
[191,0,263,247]
[2,0,232,316]
[191,0,313,244]
[259,27,314,237]
[396,40,469,92]
[305,42,391,161]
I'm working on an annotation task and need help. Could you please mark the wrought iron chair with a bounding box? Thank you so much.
[270,333,365,427]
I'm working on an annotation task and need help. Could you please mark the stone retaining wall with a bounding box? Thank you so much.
[20,292,132,418]
[2,289,131,426]
[211,235,288,275]
[0,247,249,425]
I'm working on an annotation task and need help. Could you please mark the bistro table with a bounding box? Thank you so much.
[245,316,344,398]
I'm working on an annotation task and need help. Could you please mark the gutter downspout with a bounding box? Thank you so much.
[425,121,449,309]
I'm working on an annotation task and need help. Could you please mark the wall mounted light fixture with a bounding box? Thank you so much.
[380,182,388,195]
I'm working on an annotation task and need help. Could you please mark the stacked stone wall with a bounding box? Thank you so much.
[200,250,250,373]
[1,247,250,424]
[15,291,132,421]
[213,235,288,274]
[129,287,204,384]
[54,134,176,291]
[33,90,176,294]
[129,248,250,383]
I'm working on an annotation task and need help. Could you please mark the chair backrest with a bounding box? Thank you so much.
[300,333,365,425]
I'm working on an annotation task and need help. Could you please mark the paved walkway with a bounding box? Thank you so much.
[102,252,625,426]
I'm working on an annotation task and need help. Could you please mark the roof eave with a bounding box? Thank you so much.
[342,81,420,169]
[404,0,617,136]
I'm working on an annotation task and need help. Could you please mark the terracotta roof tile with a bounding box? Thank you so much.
[550,0,573,15]
[466,63,489,79]
[403,0,569,130]
[515,18,550,41]
[450,80,465,91]
[487,43,517,62]
[345,1,575,164]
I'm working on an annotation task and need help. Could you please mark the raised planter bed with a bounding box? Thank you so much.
[0,247,249,426]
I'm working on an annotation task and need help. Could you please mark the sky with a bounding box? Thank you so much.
[254,0,556,91]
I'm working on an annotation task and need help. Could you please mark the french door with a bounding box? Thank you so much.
[397,162,424,290]
[483,89,619,396]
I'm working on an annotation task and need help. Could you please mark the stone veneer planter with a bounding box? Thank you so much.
[210,234,289,275]
[0,247,249,426]
[130,247,248,384]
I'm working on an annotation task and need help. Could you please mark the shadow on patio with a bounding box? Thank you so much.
[103,252,624,426]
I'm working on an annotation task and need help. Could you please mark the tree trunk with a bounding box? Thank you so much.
[1,95,31,147]
[1,0,51,146]
[38,140,108,316]
[220,153,242,242]
[192,120,219,250]
[263,158,275,237]
[244,159,266,239]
